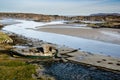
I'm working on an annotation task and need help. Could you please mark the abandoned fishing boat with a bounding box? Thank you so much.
[10,44,58,58]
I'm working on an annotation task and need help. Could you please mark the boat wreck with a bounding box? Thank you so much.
[10,44,58,58]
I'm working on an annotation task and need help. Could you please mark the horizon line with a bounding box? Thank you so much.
[0,11,120,16]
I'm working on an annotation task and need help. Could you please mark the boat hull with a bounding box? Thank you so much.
[10,49,58,59]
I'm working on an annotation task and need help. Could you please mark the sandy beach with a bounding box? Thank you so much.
[37,24,120,45]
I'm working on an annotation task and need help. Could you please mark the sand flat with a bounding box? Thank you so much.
[37,24,120,44]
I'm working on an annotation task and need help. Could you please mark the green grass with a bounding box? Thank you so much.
[0,32,13,43]
[0,53,36,80]
[0,32,13,50]
[0,32,55,80]
[0,32,10,41]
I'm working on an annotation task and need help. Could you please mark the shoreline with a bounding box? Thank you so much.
[6,32,120,73]
[1,19,120,73]
[1,28,120,80]
[2,19,120,56]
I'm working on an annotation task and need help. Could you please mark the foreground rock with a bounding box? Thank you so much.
[58,47,120,73]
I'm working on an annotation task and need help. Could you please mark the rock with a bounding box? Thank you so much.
[0,24,3,27]
[27,43,33,47]
[56,53,62,58]
[61,58,68,62]
[42,44,57,56]
[89,67,97,70]
[42,44,51,53]
[32,74,37,79]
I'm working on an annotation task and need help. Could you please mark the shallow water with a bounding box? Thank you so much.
[0,19,18,25]
[2,19,120,57]
[43,62,120,80]
[101,31,120,39]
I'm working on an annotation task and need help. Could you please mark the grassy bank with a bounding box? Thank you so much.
[0,53,36,80]
[0,32,36,80]
[0,32,13,43]
[0,32,13,50]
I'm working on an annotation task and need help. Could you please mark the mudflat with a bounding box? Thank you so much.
[37,24,120,44]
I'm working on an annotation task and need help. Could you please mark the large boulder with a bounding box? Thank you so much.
[42,44,57,56]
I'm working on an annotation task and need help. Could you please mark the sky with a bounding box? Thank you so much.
[0,0,120,15]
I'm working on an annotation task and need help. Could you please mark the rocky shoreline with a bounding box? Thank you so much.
[2,29,119,71]
[0,31,119,80]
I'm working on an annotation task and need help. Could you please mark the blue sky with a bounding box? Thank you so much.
[0,0,120,15]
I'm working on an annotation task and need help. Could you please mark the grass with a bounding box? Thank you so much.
[87,21,120,29]
[0,53,36,80]
[0,32,13,50]
[0,31,55,80]
[0,32,12,42]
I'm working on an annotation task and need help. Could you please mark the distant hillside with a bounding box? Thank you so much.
[0,12,120,22]
[90,13,120,16]
[0,13,68,22]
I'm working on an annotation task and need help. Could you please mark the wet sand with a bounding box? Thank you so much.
[37,24,120,44]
